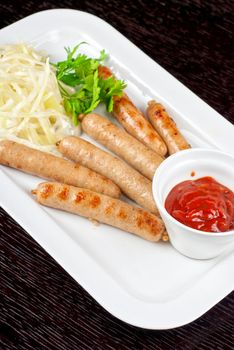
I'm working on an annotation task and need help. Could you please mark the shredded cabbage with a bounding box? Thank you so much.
[0,43,80,153]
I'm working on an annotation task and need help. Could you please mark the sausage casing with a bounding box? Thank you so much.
[58,136,158,214]
[0,140,120,198]
[98,65,167,157]
[82,113,164,180]
[34,182,164,242]
[147,100,191,155]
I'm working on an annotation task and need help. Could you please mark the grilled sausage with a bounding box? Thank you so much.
[58,136,158,214]
[147,100,191,155]
[33,182,164,242]
[82,113,164,180]
[98,65,167,157]
[0,140,120,198]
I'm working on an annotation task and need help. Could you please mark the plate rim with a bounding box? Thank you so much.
[0,9,234,330]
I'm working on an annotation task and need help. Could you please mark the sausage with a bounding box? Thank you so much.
[0,140,120,198]
[98,65,113,80]
[98,65,167,157]
[113,95,168,157]
[33,182,164,242]
[58,136,158,214]
[147,100,191,155]
[82,113,164,180]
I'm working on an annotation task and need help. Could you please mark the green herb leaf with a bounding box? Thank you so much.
[54,43,126,125]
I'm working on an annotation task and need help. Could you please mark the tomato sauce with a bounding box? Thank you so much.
[165,177,234,232]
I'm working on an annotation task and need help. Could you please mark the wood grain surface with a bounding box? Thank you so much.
[1,1,234,349]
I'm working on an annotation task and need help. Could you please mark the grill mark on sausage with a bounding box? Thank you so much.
[137,120,144,129]
[136,209,161,235]
[104,202,116,215]
[136,215,144,229]
[117,207,128,220]
[41,183,54,199]
[57,186,69,200]
[74,191,86,204]
[148,131,157,141]
[154,110,162,117]
[90,195,101,208]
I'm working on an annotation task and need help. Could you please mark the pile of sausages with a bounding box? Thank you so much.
[0,66,190,243]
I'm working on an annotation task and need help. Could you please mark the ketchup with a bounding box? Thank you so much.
[165,177,234,232]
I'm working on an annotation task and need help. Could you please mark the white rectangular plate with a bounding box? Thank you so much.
[1,9,234,330]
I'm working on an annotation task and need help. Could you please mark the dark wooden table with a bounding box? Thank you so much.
[1,1,234,349]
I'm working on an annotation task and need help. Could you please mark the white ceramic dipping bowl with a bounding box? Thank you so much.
[152,148,234,259]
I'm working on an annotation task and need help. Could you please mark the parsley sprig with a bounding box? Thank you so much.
[55,43,126,125]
